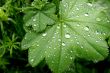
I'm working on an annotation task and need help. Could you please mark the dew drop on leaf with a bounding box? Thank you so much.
[70,57,73,60]
[58,39,61,42]
[76,7,79,10]
[62,42,66,46]
[84,13,89,16]
[63,24,67,27]
[31,59,34,62]
[37,44,39,47]
[33,24,36,26]
[76,42,80,44]
[84,26,89,31]
[96,40,99,42]
[96,18,101,21]
[81,46,84,48]
[88,34,90,36]
[42,33,47,37]
[33,19,36,21]
[65,33,71,39]
[87,3,93,7]
[70,51,73,53]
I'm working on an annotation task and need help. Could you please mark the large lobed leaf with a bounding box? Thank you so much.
[22,0,110,73]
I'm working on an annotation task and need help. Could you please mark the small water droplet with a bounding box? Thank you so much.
[31,59,34,62]
[107,20,110,23]
[84,13,89,16]
[33,24,36,26]
[62,42,65,46]
[57,26,60,29]
[81,46,84,48]
[70,57,73,60]
[65,33,71,39]
[58,39,61,42]
[65,56,68,58]
[96,31,99,34]
[76,24,80,26]
[94,60,98,63]
[63,24,67,27]
[48,46,51,48]
[76,42,80,44]
[70,51,73,53]
[87,3,93,7]
[88,35,90,36]
[103,33,106,35]
[52,37,55,39]
[96,18,101,21]
[76,8,79,10]
[54,48,56,50]
[24,37,26,39]
[42,33,47,37]
[37,44,39,47]
[33,19,36,21]
[96,40,99,42]
[84,26,89,31]
[75,36,77,38]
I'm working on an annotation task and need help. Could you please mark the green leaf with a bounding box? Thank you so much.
[24,3,56,33]
[22,0,110,73]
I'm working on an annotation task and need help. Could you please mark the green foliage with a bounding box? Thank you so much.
[22,0,110,73]
[0,0,110,73]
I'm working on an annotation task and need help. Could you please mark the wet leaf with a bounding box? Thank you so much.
[24,3,56,33]
[22,0,110,73]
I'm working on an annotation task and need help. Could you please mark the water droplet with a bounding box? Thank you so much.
[53,55,56,57]
[33,24,36,26]
[96,40,99,42]
[107,20,110,23]
[31,59,34,62]
[87,3,93,7]
[76,42,80,44]
[42,33,47,37]
[58,39,61,42]
[52,37,55,39]
[65,56,68,58]
[84,13,89,16]
[103,33,106,35]
[96,31,99,34]
[63,24,67,27]
[37,44,39,47]
[48,46,51,48]
[76,24,80,26]
[88,35,90,36]
[65,33,71,39]
[94,60,98,63]
[76,8,79,10]
[33,19,36,21]
[70,51,73,53]
[75,36,77,38]
[96,18,101,21]
[81,46,83,48]
[70,57,73,60]
[54,48,56,50]
[24,37,26,39]
[57,26,60,29]
[62,42,65,46]
[84,26,89,31]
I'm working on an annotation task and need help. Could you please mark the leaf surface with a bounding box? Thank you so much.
[22,0,110,73]
[24,3,56,32]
